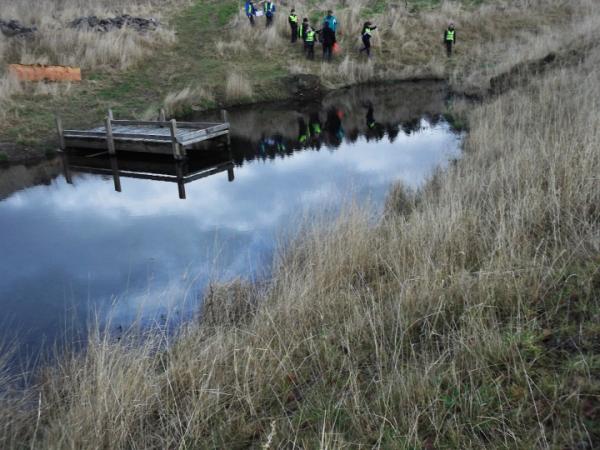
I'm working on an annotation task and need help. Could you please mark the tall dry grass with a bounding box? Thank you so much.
[0,0,184,117]
[1,32,599,450]
[161,85,215,117]
[225,71,254,102]
[225,0,600,89]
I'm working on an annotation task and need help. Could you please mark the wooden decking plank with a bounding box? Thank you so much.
[63,116,229,155]
[110,120,221,128]
[181,130,228,145]
[178,129,207,140]
[65,134,172,143]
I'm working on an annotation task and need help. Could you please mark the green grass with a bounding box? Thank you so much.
[0,0,591,163]
[0,0,261,154]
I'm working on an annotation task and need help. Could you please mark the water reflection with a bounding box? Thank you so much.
[61,151,235,199]
[0,81,460,361]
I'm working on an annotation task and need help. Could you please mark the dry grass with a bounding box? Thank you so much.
[0,0,183,116]
[319,55,375,87]
[160,85,215,117]
[223,0,600,91]
[2,0,599,137]
[1,28,599,449]
[225,70,254,102]
[1,0,600,447]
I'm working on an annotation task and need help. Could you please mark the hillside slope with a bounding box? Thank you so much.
[0,0,598,162]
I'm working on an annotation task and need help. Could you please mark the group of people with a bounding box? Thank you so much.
[292,9,343,61]
[243,1,458,60]
[244,0,276,27]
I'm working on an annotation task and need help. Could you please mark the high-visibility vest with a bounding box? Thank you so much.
[245,2,253,14]
[363,27,372,37]
[298,23,304,37]
[306,30,315,42]
[289,14,298,23]
[264,2,274,13]
[445,29,455,41]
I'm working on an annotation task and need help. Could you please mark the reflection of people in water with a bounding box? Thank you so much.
[364,101,385,140]
[324,108,345,147]
[308,112,323,148]
[309,112,322,137]
[366,103,376,129]
[297,117,310,145]
[402,118,421,135]
[259,132,287,156]
[386,124,400,142]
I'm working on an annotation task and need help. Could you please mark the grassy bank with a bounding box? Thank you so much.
[1,12,599,450]
[1,0,599,163]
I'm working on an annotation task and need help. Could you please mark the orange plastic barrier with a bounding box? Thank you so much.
[8,64,82,82]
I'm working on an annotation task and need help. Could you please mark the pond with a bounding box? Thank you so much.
[0,82,462,363]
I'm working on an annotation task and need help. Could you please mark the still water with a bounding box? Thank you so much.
[0,82,461,358]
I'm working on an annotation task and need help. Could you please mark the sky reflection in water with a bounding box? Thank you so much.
[0,84,461,356]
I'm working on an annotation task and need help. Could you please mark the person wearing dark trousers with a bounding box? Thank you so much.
[264,1,276,27]
[300,18,309,54]
[305,26,315,60]
[245,0,256,26]
[444,22,456,57]
[320,22,335,61]
[360,22,377,58]
[288,9,298,43]
[323,10,338,42]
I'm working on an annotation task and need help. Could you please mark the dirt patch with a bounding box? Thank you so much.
[280,74,324,100]
[0,19,36,37]
[69,15,159,33]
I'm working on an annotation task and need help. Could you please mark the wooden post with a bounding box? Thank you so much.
[159,108,166,122]
[60,151,72,184]
[105,117,116,156]
[109,157,121,193]
[221,110,231,146]
[55,115,65,150]
[169,119,182,160]
[175,161,186,199]
[108,108,114,121]
[227,166,235,182]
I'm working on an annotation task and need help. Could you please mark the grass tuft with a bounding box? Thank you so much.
[225,70,254,102]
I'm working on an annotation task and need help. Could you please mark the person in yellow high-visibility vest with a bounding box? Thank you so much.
[288,9,298,43]
[305,26,316,60]
[444,22,456,57]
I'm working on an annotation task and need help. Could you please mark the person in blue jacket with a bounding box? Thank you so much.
[264,1,276,27]
[245,0,257,26]
[323,10,338,41]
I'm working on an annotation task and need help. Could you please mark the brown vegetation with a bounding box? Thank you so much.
[0,0,599,448]
[0,0,182,117]
[1,28,599,450]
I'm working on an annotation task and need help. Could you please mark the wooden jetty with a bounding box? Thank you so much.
[61,150,235,199]
[56,109,230,160]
